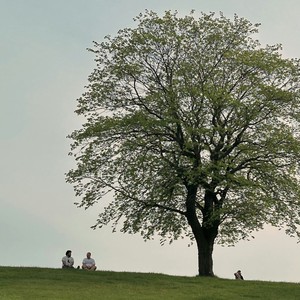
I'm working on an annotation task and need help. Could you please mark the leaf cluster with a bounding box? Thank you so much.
[67,10,300,245]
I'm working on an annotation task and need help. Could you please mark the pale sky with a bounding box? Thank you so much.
[1,0,300,282]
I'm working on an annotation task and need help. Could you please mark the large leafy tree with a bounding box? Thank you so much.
[67,11,300,276]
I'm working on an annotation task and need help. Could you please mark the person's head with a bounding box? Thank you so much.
[237,270,241,273]
[86,252,91,259]
[66,250,72,257]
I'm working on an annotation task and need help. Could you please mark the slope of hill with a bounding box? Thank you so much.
[0,266,299,299]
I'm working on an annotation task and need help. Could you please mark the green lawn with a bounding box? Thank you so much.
[0,266,299,299]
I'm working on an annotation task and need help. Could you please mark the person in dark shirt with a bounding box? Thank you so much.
[234,270,244,280]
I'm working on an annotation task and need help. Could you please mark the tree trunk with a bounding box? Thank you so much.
[185,185,219,276]
[195,228,215,276]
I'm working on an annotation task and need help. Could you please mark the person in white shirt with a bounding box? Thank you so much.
[62,250,74,268]
[82,252,97,271]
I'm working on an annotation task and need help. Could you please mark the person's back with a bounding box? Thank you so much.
[234,270,244,280]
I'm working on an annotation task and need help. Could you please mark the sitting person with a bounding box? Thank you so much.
[234,270,244,280]
[82,252,97,271]
[62,250,74,268]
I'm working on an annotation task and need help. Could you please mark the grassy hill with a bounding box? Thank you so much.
[0,266,299,299]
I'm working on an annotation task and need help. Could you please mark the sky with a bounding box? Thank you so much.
[1,0,300,283]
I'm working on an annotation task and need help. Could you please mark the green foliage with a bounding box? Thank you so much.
[67,10,300,246]
[0,267,299,300]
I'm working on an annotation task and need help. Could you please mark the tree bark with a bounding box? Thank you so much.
[185,185,219,276]
[195,228,215,276]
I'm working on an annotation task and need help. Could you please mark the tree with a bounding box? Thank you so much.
[67,10,300,276]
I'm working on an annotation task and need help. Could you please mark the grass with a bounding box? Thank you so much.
[0,267,299,299]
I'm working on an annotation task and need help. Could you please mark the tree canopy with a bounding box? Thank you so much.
[67,10,300,276]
